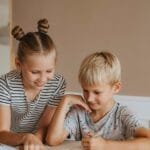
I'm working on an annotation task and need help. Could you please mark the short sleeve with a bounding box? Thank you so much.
[64,108,80,140]
[121,106,145,139]
[48,76,66,106]
[0,77,11,105]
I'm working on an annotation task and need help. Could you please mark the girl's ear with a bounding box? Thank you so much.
[113,82,122,94]
[15,58,21,70]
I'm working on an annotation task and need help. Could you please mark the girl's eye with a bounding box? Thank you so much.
[47,70,53,73]
[31,71,39,74]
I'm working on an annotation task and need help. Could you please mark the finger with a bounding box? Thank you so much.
[75,100,91,112]
[40,145,46,150]
[84,132,95,138]
[19,145,23,150]
[28,144,34,150]
[24,144,28,150]
[82,138,90,147]
[34,145,40,150]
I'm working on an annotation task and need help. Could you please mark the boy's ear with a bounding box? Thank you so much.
[113,82,122,94]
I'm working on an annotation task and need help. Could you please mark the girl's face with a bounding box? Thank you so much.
[81,82,121,112]
[16,52,56,91]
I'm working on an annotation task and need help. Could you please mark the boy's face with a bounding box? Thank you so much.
[81,82,121,112]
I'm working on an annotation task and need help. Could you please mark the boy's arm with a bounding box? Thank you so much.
[106,128,150,150]
[82,128,150,150]
[134,127,150,138]
[46,94,91,146]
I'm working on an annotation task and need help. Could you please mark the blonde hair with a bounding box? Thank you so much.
[78,51,121,86]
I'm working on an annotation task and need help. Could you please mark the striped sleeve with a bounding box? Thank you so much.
[48,75,66,106]
[0,77,11,105]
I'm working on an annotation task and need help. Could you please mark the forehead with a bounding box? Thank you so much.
[22,53,56,68]
[81,83,111,91]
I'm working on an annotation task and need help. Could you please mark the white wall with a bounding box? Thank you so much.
[0,0,10,75]
[0,45,10,75]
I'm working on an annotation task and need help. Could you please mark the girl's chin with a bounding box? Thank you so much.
[34,85,44,91]
[36,86,44,90]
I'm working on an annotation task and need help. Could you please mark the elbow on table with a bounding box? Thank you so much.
[46,134,63,146]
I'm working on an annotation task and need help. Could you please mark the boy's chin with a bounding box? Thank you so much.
[89,105,102,111]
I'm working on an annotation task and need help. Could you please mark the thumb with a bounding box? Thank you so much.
[84,131,95,138]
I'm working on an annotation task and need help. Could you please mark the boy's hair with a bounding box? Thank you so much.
[78,51,121,86]
[11,18,56,62]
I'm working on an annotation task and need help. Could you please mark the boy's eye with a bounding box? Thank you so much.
[83,90,88,93]
[94,91,102,95]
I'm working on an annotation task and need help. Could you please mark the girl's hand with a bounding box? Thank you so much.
[81,134,106,150]
[63,94,91,112]
[20,133,45,150]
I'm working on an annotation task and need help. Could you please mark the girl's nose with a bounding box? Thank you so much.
[39,74,48,82]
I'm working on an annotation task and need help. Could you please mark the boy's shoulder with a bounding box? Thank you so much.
[113,102,138,119]
[68,106,87,118]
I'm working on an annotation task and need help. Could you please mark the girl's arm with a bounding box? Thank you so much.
[0,105,25,146]
[46,94,91,146]
[34,105,56,142]
[0,105,44,149]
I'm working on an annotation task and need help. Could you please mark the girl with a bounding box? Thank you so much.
[0,19,66,150]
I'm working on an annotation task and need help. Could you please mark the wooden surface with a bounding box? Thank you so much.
[0,141,82,150]
[46,140,82,150]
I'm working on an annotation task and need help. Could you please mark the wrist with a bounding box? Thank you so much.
[21,133,27,144]
[34,127,47,142]
[21,133,33,144]
[61,95,72,112]
[101,138,107,149]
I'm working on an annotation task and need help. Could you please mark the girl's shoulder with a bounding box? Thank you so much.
[0,70,21,84]
[48,73,66,85]
[52,74,66,81]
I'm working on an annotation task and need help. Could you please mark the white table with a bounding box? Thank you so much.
[0,141,82,150]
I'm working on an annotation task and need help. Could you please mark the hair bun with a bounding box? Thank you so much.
[38,18,49,34]
[11,26,25,40]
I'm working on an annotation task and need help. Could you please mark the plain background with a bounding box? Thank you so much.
[9,0,150,96]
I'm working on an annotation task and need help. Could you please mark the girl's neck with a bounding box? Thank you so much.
[24,89,40,102]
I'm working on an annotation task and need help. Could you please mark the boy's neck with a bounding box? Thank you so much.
[90,100,115,123]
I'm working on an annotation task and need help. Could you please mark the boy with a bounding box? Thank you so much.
[46,51,150,150]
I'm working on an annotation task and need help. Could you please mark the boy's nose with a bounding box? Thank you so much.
[86,94,94,102]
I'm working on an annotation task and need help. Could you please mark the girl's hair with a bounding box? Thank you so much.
[11,18,56,62]
[78,51,121,86]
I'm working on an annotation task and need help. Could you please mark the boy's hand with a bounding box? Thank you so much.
[63,94,91,112]
[81,133,106,150]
